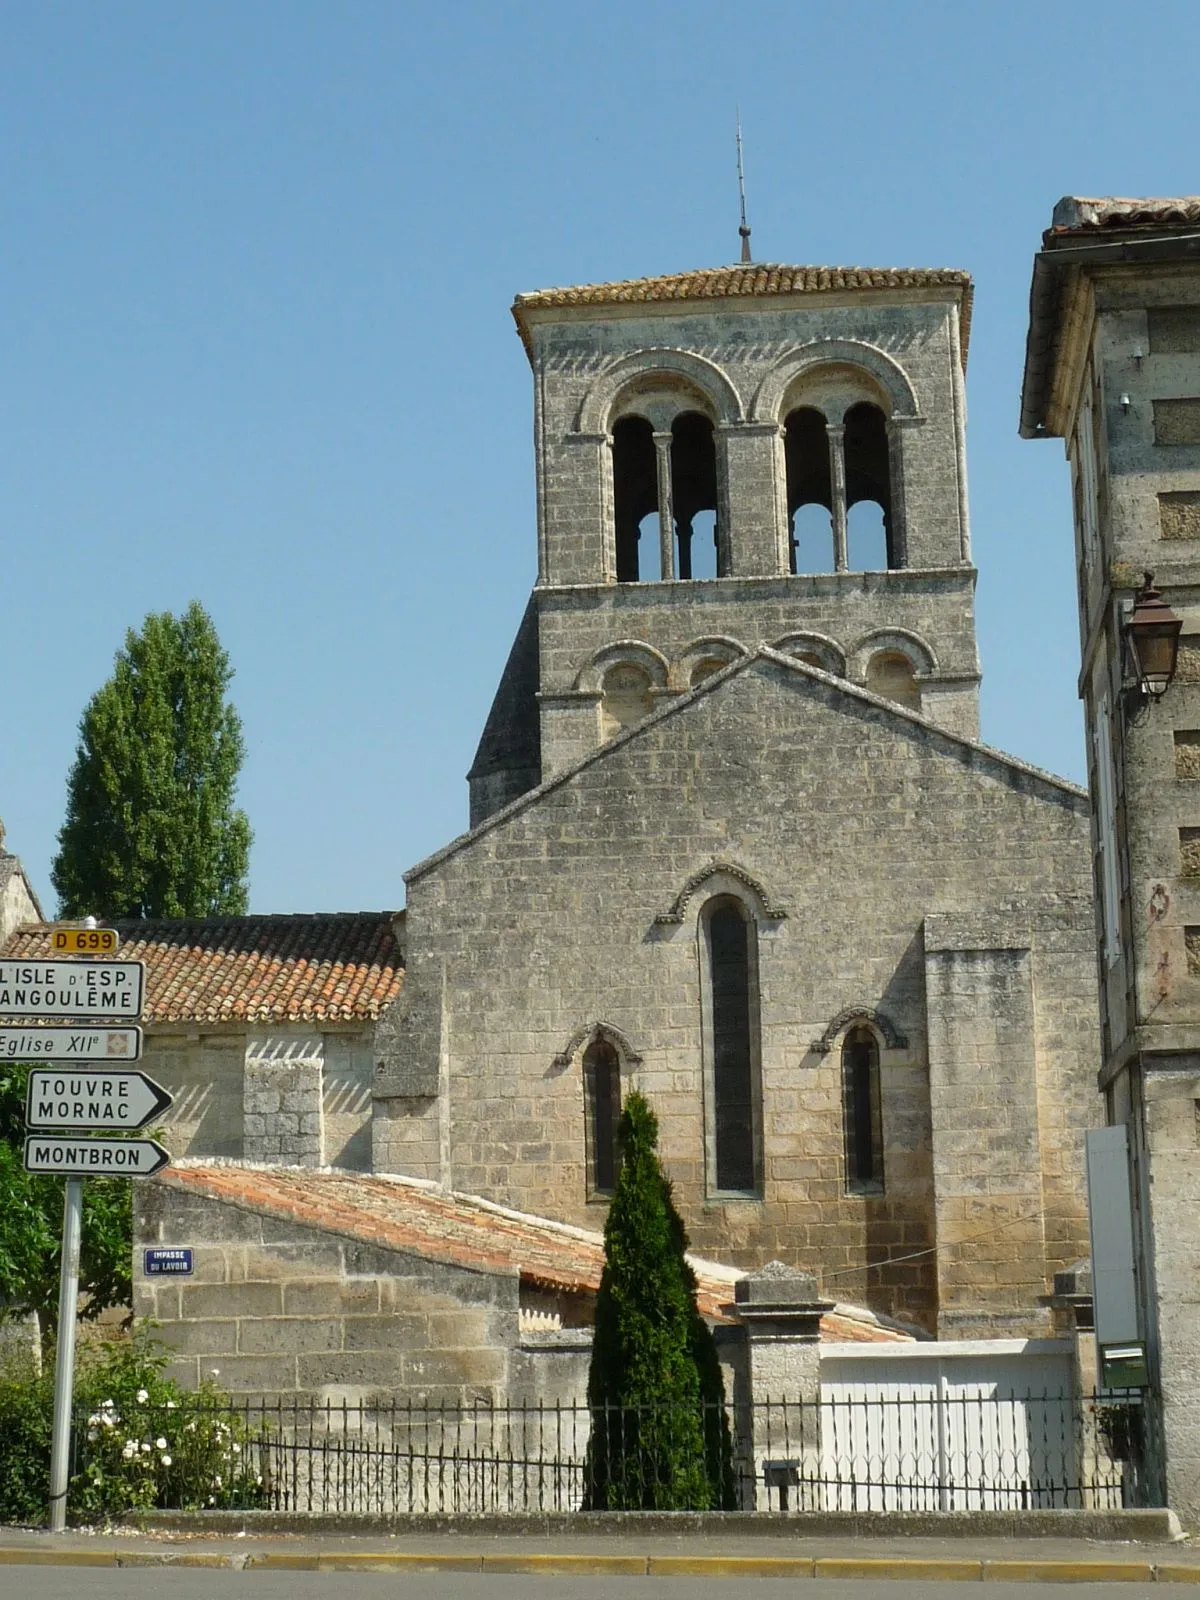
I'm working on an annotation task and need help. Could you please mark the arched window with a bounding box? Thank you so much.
[583,1039,621,1196]
[600,662,654,740]
[671,412,720,579]
[841,1025,883,1193]
[612,416,658,583]
[866,650,920,711]
[701,897,761,1194]
[784,407,834,573]
[843,402,894,569]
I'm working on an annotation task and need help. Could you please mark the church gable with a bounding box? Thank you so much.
[384,654,1097,1336]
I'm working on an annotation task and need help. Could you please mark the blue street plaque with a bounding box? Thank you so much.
[144,1247,193,1276]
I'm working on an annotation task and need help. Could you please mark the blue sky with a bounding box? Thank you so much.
[3,1,1197,914]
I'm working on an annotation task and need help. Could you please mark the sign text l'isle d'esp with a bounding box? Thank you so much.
[0,961,145,1019]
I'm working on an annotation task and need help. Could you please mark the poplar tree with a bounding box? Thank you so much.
[583,1092,735,1510]
[51,602,251,920]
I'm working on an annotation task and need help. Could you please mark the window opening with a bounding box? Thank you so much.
[785,408,834,573]
[583,1040,621,1195]
[671,412,720,579]
[600,663,654,740]
[866,650,920,711]
[847,501,889,571]
[612,416,657,582]
[842,1025,883,1193]
[706,898,757,1192]
[843,402,894,568]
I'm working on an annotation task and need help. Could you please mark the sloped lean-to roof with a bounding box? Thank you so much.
[1,912,404,1025]
[162,1162,912,1342]
[512,263,974,365]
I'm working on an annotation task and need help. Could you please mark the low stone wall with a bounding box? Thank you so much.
[135,1183,516,1403]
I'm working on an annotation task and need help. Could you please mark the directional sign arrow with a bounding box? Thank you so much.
[23,1136,171,1178]
[25,1068,173,1131]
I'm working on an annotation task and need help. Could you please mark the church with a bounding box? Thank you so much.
[3,254,1103,1392]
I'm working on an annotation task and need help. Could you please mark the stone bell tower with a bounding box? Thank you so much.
[469,262,981,825]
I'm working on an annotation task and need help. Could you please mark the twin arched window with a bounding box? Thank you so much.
[786,401,897,573]
[612,412,722,583]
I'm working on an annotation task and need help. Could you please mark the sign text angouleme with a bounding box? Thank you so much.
[0,961,145,1019]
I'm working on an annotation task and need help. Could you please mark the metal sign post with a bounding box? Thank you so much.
[48,1179,83,1532]
[11,923,171,1532]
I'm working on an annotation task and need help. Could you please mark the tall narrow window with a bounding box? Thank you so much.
[843,402,894,569]
[704,898,759,1193]
[784,407,834,572]
[842,1025,883,1193]
[612,416,657,582]
[584,1039,621,1195]
[671,412,720,579]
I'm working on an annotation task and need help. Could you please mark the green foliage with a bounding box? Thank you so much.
[0,1353,54,1523]
[583,1092,735,1511]
[0,1334,264,1525]
[51,600,252,920]
[0,1063,131,1336]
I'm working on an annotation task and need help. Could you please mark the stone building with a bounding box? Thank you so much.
[1020,194,1200,1524]
[1,912,403,1167]
[0,819,41,947]
[379,262,1103,1341]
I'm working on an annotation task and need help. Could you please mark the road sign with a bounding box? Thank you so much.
[0,960,144,1019]
[51,928,119,955]
[23,1136,170,1177]
[26,1068,172,1131]
[0,1024,142,1062]
[145,1248,193,1276]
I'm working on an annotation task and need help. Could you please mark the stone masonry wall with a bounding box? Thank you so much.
[388,657,1099,1333]
[134,1182,515,1403]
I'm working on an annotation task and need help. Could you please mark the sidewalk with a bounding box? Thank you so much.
[2,1517,1199,1583]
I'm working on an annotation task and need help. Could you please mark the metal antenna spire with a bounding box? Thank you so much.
[736,109,752,263]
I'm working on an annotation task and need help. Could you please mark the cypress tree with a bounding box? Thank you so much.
[583,1092,735,1510]
[51,601,252,920]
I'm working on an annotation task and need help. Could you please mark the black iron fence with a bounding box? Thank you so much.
[69,1388,1163,1517]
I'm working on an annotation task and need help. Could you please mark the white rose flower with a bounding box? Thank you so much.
[136,1389,149,1404]
[160,1455,172,1467]
[155,1437,167,1450]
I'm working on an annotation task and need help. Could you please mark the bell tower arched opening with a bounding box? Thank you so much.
[612,415,657,583]
[784,407,835,573]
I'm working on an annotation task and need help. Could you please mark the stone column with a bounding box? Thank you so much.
[731,1262,833,1511]
[652,430,675,581]
[886,417,917,569]
[1041,1258,1102,1507]
[826,423,848,572]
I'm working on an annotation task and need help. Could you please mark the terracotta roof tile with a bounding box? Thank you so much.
[161,1163,912,1341]
[1,913,403,1025]
[512,262,973,367]
[1050,195,1200,234]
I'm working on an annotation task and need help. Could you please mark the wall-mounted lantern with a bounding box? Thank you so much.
[1126,571,1182,700]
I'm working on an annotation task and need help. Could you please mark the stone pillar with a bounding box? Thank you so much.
[887,417,918,569]
[717,422,786,575]
[652,430,675,581]
[731,1262,833,1511]
[826,423,848,572]
[1041,1258,1103,1507]
[244,1037,324,1166]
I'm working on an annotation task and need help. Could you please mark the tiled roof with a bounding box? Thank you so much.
[512,263,973,365]
[1050,195,1200,234]
[161,1163,912,1342]
[1,913,404,1025]
[514,263,971,310]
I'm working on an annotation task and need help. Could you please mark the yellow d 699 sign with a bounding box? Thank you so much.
[51,928,119,955]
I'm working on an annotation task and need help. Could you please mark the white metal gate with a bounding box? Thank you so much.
[819,1339,1075,1510]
